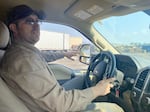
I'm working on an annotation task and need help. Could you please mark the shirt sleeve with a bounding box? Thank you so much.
[9,53,95,112]
[41,50,64,62]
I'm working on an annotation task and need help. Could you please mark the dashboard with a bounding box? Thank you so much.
[115,54,150,112]
[115,54,138,79]
[131,67,150,112]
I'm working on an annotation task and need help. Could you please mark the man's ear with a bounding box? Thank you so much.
[9,24,17,33]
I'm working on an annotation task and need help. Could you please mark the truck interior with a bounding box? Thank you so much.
[0,0,150,112]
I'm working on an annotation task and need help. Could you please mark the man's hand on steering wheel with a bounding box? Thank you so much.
[91,78,115,98]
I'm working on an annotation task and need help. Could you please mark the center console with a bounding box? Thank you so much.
[131,67,150,112]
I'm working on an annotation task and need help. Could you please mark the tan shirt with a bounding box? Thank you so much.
[0,41,94,112]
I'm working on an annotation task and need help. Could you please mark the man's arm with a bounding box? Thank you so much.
[41,50,77,62]
[41,50,64,62]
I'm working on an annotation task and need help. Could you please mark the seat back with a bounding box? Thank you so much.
[0,21,31,112]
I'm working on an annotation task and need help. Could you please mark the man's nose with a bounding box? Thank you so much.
[33,23,40,30]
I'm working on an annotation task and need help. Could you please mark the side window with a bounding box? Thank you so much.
[36,22,91,70]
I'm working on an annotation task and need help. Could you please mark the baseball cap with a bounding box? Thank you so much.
[7,5,45,25]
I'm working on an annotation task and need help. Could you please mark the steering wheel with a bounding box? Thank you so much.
[85,51,116,87]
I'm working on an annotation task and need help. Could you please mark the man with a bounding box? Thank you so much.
[0,5,124,112]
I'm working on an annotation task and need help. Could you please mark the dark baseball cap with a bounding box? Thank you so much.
[7,5,45,25]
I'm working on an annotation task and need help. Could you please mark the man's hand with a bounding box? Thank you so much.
[91,78,115,98]
[63,51,78,60]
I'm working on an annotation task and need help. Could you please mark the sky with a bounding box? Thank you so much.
[93,11,150,45]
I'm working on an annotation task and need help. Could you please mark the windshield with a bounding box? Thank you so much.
[93,10,150,67]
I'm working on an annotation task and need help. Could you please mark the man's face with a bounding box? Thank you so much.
[11,14,40,44]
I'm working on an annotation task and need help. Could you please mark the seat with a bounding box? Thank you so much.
[0,21,31,112]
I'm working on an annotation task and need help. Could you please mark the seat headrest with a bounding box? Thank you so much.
[0,21,9,49]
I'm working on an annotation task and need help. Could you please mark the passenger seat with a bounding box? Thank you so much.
[0,21,31,112]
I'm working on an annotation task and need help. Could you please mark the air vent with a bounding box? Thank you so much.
[135,69,149,90]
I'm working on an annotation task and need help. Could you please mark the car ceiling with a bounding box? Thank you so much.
[0,0,150,25]
[0,0,150,51]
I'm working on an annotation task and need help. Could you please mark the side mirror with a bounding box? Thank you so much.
[79,56,90,65]
[79,44,99,65]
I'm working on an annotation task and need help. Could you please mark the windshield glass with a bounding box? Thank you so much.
[93,10,150,67]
